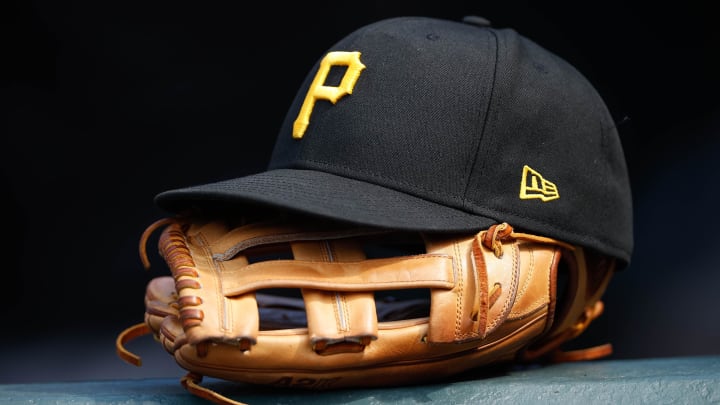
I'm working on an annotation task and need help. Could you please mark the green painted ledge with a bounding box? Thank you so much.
[1,355,718,404]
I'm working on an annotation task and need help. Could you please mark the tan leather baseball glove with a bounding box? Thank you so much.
[117,215,615,405]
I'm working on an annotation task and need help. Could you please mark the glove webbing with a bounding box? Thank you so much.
[291,239,377,355]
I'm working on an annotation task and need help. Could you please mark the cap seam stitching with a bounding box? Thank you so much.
[460,28,499,207]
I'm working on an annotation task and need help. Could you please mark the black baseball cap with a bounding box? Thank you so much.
[155,16,634,266]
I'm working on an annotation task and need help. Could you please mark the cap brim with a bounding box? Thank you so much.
[155,168,497,233]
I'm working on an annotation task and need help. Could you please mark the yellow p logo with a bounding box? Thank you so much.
[293,51,366,139]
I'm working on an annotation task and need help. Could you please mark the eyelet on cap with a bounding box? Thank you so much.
[462,15,492,27]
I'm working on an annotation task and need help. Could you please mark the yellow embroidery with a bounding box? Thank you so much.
[293,51,366,139]
[519,165,559,202]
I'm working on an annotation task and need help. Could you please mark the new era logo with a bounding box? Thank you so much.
[519,165,559,202]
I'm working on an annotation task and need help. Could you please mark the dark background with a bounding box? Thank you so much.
[1,1,718,383]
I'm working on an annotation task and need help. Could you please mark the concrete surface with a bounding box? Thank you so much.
[1,355,718,404]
